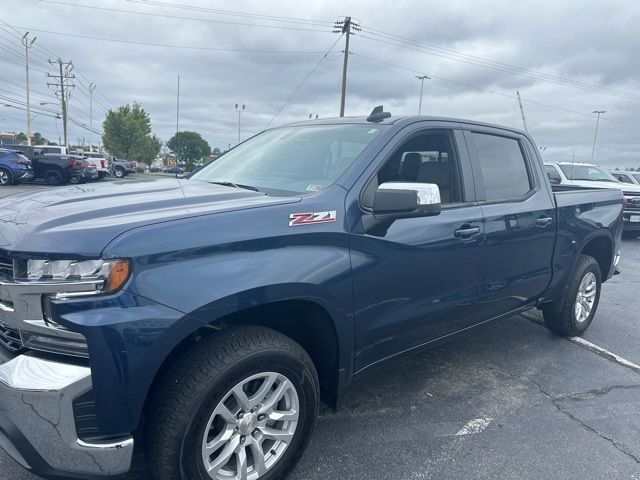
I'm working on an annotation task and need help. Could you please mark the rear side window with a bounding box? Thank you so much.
[471,133,532,201]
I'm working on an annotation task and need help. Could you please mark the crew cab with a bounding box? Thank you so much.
[0,111,623,480]
[545,161,640,232]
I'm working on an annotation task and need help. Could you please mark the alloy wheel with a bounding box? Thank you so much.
[201,372,300,480]
[575,271,597,323]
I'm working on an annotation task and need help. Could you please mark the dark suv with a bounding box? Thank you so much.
[0,149,34,186]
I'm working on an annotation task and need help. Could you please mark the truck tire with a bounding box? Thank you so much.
[44,170,64,186]
[543,255,601,337]
[114,167,125,178]
[145,326,319,480]
[0,168,12,186]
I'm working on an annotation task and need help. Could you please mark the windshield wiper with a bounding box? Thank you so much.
[209,181,260,192]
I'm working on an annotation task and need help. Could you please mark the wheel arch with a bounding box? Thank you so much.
[137,296,348,434]
[579,232,614,279]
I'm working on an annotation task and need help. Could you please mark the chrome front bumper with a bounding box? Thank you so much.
[0,350,134,478]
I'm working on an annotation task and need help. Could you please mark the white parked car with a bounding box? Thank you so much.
[545,162,640,231]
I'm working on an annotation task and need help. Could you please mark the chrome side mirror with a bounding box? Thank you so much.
[373,182,442,218]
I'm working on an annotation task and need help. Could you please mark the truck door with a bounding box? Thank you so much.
[463,129,555,320]
[348,126,484,372]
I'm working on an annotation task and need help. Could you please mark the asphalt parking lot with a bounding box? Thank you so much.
[1,178,639,480]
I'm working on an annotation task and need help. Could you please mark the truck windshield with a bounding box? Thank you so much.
[559,164,618,183]
[190,124,385,194]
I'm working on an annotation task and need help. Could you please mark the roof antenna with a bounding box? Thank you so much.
[367,105,391,123]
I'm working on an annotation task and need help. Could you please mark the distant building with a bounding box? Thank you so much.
[0,132,21,144]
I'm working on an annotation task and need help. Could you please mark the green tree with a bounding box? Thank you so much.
[32,132,48,145]
[102,103,155,160]
[130,134,162,168]
[212,147,222,156]
[167,131,211,171]
[16,132,27,142]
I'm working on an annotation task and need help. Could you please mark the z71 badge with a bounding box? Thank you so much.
[289,210,337,227]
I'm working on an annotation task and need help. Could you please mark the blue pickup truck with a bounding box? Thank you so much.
[0,110,623,480]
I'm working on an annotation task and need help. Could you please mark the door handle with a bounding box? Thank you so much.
[535,217,553,227]
[454,225,481,238]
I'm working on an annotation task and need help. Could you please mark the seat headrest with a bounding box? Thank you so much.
[401,152,422,180]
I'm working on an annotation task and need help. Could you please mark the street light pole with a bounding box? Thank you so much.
[88,82,96,151]
[591,110,606,163]
[22,32,36,146]
[415,75,430,115]
[235,104,245,144]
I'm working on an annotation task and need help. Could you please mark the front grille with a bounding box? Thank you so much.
[0,255,13,279]
[0,322,24,353]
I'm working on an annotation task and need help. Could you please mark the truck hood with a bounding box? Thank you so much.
[0,178,297,256]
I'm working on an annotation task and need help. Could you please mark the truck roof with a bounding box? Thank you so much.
[280,114,530,138]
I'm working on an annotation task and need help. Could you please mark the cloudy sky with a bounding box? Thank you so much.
[1,0,639,167]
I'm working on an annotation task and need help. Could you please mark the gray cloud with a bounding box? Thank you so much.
[1,0,638,167]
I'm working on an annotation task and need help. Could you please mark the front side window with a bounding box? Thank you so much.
[363,131,463,206]
[614,173,633,184]
[544,165,562,183]
[633,173,640,183]
[191,125,385,194]
[471,133,532,201]
[559,164,618,183]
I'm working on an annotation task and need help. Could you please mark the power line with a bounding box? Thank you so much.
[4,25,341,54]
[265,34,345,128]
[121,0,333,26]
[37,1,332,32]
[358,28,640,102]
[351,52,640,129]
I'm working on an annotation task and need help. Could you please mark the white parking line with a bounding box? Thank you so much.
[455,418,493,436]
[570,336,640,375]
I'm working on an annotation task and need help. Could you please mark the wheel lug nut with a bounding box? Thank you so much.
[252,429,259,437]
[258,414,266,421]
[240,436,246,444]
[237,411,244,419]
[251,406,258,413]
[232,428,238,435]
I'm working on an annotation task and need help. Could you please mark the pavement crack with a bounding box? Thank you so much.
[554,384,640,401]
[486,365,640,464]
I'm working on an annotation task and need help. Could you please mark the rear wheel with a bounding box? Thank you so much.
[114,167,125,178]
[543,255,601,336]
[44,170,64,186]
[0,168,12,186]
[146,326,319,480]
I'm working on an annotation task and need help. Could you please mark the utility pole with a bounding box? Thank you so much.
[415,75,430,115]
[176,75,180,134]
[235,104,245,144]
[334,16,360,117]
[516,90,529,134]
[22,32,36,146]
[47,58,75,146]
[591,110,606,163]
[88,82,96,151]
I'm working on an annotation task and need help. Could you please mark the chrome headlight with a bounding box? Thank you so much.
[24,258,130,294]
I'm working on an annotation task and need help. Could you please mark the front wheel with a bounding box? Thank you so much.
[146,326,319,480]
[543,255,601,336]
[0,168,12,186]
